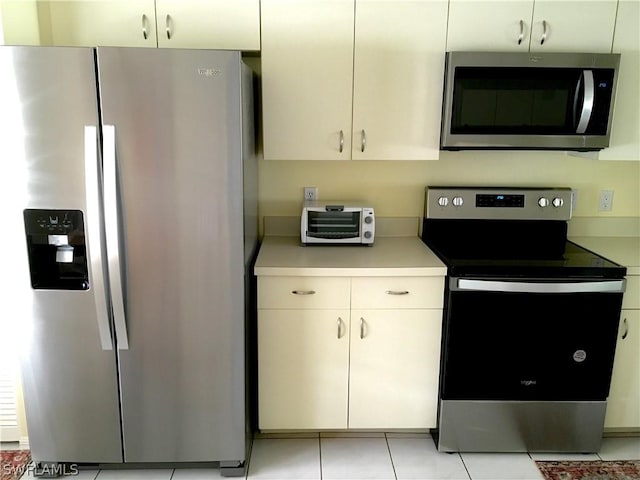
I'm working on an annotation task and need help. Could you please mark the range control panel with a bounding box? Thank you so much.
[425,187,573,220]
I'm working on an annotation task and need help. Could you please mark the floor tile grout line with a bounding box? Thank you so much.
[384,433,398,480]
[458,452,473,480]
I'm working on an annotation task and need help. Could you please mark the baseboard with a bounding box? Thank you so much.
[19,436,29,449]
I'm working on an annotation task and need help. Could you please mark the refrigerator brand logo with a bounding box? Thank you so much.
[520,380,537,386]
[198,68,222,77]
[573,349,587,362]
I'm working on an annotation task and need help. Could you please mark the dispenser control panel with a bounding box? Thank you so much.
[23,209,89,290]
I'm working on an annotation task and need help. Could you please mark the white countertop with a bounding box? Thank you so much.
[254,235,446,277]
[570,236,640,275]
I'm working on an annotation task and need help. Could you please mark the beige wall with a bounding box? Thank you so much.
[259,152,640,234]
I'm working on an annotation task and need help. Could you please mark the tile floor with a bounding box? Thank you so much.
[3,434,639,479]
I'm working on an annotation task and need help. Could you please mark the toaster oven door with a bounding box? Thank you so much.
[305,209,361,242]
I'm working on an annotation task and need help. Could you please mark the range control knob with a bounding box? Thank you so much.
[437,196,449,207]
[538,197,550,208]
[364,231,372,239]
[552,197,564,208]
[364,215,373,224]
[452,196,464,207]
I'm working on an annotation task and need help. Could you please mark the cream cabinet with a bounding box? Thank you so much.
[31,0,259,49]
[155,0,259,50]
[446,0,618,53]
[605,310,640,429]
[261,0,448,161]
[599,0,640,161]
[257,275,444,430]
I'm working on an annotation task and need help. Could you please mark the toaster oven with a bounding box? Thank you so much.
[301,202,375,245]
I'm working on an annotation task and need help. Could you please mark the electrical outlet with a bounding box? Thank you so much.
[598,190,614,212]
[304,187,318,202]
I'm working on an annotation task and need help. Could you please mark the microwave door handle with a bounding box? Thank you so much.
[576,70,595,134]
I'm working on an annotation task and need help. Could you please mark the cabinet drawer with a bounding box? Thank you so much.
[622,276,639,310]
[258,276,350,309]
[351,277,444,309]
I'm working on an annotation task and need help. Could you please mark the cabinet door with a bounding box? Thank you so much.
[446,0,534,52]
[529,0,617,52]
[351,0,447,161]
[155,0,259,50]
[46,0,157,47]
[261,0,355,160]
[258,309,350,429]
[349,309,442,429]
[599,0,640,161]
[605,310,640,429]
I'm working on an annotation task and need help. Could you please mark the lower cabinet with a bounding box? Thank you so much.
[605,309,640,429]
[257,275,444,430]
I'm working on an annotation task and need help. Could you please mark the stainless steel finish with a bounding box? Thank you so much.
[622,317,629,339]
[84,125,113,351]
[453,278,626,294]
[385,290,409,296]
[97,47,249,463]
[165,14,172,39]
[102,125,129,350]
[540,19,548,45]
[576,70,595,134]
[437,400,607,452]
[440,52,621,151]
[339,129,344,153]
[337,317,344,339]
[518,19,524,45]
[292,290,316,295]
[142,14,149,39]
[426,187,573,221]
[360,317,366,339]
[2,46,122,463]
[360,129,366,152]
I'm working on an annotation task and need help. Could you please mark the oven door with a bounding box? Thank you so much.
[441,277,626,402]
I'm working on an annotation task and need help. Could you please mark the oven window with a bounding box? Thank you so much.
[307,211,360,239]
[441,289,623,401]
[451,67,614,136]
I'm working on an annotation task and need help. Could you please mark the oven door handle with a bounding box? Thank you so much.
[453,278,626,294]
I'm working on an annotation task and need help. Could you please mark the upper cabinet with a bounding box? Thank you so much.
[261,0,448,161]
[4,0,260,50]
[447,0,618,53]
[155,0,260,50]
[599,0,640,161]
[45,0,157,47]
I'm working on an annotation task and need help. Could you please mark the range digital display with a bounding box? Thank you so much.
[476,194,525,208]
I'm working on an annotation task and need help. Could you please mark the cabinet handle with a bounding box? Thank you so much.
[337,317,344,339]
[291,290,316,295]
[166,14,173,40]
[622,317,629,340]
[385,290,409,295]
[142,14,149,40]
[361,129,366,152]
[540,20,547,45]
[517,19,524,45]
[360,317,367,339]
[339,130,344,153]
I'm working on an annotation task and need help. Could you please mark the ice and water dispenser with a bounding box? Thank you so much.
[23,209,89,290]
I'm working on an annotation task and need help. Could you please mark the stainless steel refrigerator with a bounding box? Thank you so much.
[1,46,256,476]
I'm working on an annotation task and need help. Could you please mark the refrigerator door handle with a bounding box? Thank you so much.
[84,126,113,350]
[103,125,130,350]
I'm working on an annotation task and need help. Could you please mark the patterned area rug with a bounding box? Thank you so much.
[0,450,31,480]
[536,460,640,480]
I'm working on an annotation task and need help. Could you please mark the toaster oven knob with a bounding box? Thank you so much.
[438,196,449,207]
[364,231,372,239]
[452,196,464,207]
[552,197,564,208]
[364,215,373,224]
[538,197,550,208]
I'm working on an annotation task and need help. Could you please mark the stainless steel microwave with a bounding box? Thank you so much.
[440,52,621,151]
[301,202,375,245]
